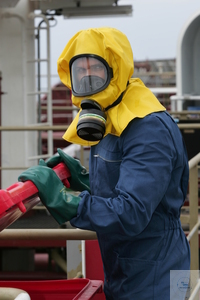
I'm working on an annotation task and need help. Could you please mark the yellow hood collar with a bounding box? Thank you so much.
[57,27,165,146]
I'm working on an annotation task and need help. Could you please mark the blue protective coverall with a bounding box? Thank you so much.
[55,27,190,299]
[70,111,190,300]
[17,27,190,299]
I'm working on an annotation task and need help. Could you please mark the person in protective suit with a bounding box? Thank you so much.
[18,27,190,299]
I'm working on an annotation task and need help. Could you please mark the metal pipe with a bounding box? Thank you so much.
[2,123,200,131]
[189,153,200,169]
[35,17,56,155]
[171,95,200,101]
[51,249,67,273]
[0,288,30,299]
[0,72,2,189]
[1,12,29,166]
[187,220,200,242]
[36,18,45,155]
[178,124,200,129]
[28,13,53,157]
[28,154,55,160]
[0,125,68,131]
[188,154,200,271]
[81,240,86,278]
[188,279,200,300]
[169,110,200,114]
[41,106,78,111]
[0,229,97,240]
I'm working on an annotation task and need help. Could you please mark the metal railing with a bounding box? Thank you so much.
[0,122,200,297]
[0,228,97,241]
[180,153,200,300]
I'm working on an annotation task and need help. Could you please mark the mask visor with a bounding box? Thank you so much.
[71,56,110,96]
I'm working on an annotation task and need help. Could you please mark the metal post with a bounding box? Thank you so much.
[0,72,4,189]
[0,72,2,189]
[189,165,199,271]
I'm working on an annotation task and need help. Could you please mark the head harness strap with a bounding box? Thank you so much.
[104,81,129,112]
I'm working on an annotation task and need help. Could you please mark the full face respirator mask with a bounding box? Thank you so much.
[70,55,113,142]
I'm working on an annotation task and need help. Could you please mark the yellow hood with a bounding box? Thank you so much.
[57,27,166,146]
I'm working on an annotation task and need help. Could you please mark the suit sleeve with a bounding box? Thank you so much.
[70,115,180,235]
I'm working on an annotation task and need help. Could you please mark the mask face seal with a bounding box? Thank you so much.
[70,55,113,97]
[77,100,106,141]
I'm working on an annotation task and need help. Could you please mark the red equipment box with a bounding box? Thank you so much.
[0,164,105,299]
[0,278,103,300]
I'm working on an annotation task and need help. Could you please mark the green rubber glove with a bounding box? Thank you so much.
[42,148,90,193]
[18,165,81,224]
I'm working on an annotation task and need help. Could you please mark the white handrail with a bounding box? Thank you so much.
[0,229,97,240]
[188,279,200,300]
[187,153,200,299]
[189,152,200,169]
[187,220,200,242]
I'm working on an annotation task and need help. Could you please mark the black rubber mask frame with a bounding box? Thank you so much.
[70,54,113,97]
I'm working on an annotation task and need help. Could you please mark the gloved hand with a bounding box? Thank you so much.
[40,148,90,193]
[18,165,81,224]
